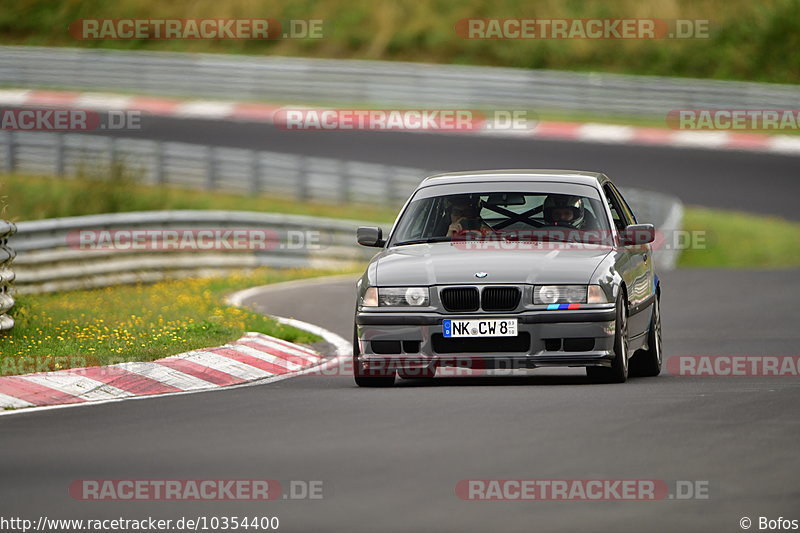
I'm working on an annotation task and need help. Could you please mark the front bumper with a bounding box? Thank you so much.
[356,307,616,370]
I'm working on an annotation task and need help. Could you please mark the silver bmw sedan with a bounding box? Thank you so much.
[354,170,662,386]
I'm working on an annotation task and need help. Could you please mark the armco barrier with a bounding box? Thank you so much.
[0,219,16,331]
[8,211,376,294]
[0,131,425,208]
[0,46,798,117]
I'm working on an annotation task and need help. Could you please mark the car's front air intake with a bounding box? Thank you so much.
[440,287,480,312]
[481,287,521,311]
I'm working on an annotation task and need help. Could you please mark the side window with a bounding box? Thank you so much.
[609,184,637,225]
[602,184,629,231]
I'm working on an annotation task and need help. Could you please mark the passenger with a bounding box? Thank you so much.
[543,195,587,229]
[444,195,491,238]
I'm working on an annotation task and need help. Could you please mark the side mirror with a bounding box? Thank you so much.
[621,224,655,246]
[357,226,385,247]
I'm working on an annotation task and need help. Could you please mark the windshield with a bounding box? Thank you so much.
[391,191,612,246]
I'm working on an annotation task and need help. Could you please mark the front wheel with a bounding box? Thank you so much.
[353,327,396,387]
[587,294,629,383]
[630,295,662,377]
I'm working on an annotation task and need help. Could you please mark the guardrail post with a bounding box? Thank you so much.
[384,165,395,206]
[0,220,16,333]
[154,141,165,185]
[55,133,66,176]
[339,160,351,204]
[109,136,118,168]
[206,147,217,190]
[251,150,261,194]
[4,131,15,173]
[296,156,309,202]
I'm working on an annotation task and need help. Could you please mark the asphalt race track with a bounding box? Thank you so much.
[1,269,799,532]
[2,122,799,532]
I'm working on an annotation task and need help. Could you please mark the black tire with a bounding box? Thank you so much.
[587,294,629,383]
[630,295,662,377]
[353,327,396,387]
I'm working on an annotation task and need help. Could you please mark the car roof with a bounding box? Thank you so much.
[419,169,607,189]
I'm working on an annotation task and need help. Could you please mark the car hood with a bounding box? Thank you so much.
[374,243,611,286]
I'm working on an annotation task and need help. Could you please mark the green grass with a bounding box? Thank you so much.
[1,0,798,84]
[0,267,356,376]
[0,172,397,224]
[678,207,800,268]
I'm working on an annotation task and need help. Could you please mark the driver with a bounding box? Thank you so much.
[445,195,490,237]
[542,194,586,229]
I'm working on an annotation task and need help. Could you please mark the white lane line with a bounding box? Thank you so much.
[20,374,130,401]
[174,100,236,119]
[114,362,217,391]
[0,89,32,105]
[223,345,303,371]
[768,135,800,154]
[479,120,539,137]
[670,131,730,148]
[578,123,636,143]
[74,92,135,110]
[270,316,351,359]
[227,277,354,357]
[225,273,359,307]
[0,392,35,409]
[172,350,275,380]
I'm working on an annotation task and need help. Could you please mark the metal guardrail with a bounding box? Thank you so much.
[9,211,376,294]
[9,191,681,294]
[0,131,425,207]
[1,46,798,116]
[0,220,16,331]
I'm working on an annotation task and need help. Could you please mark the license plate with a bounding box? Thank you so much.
[443,319,518,338]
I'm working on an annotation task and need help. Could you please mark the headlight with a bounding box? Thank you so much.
[379,287,430,307]
[361,287,430,307]
[533,285,609,304]
[534,285,587,304]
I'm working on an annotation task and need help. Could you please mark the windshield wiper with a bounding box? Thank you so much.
[393,237,452,246]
